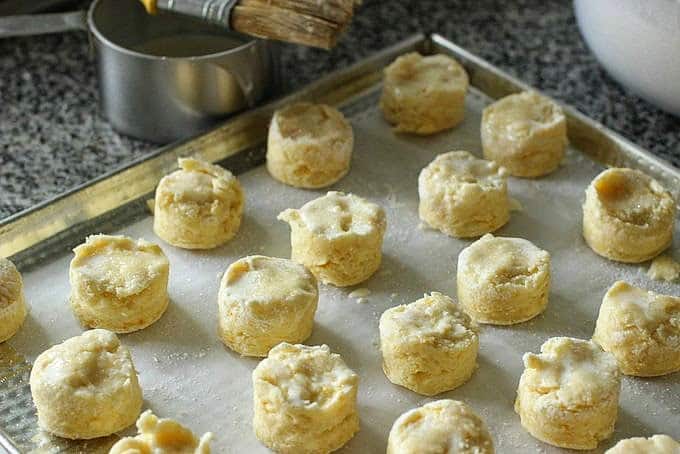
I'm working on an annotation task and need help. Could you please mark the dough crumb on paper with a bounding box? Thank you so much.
[647,255,680,282]
[349,288,371,299]
[509,197,523,212]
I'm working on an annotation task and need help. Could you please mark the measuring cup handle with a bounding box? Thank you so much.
[0,11,87,38]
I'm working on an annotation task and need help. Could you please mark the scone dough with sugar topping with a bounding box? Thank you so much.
[419,150,510,238]
[481,91,567,177]
[109,410,213,454]
[457,234,550,325]
[154,158,244,249]
[267,103,353,188]
[583,167,675,263]
[29,329,143,439]
[606,434,680,454]
[514,337,621,450]
[278,191,386,287]
[252,343,359,454]
[387,399,494,454]
[379,292,479,396]
[380,52,469,134]
[218,255,318,357]
[69,234,169,333]
[593,281,680,376]
[0,257,27,342]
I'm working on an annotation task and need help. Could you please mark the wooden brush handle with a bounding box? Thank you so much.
[141,0,355,49]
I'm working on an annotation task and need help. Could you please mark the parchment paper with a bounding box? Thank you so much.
[9,87,680,453]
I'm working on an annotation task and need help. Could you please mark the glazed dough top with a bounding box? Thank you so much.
[384,52,469,97]
[252,343,358,411]
[482,91,565,142]
[592,168,674,226]
[419,150,506,192]
[390,400,493,454]
[71,235,168,298]
[157,158,241,206]
[521,337,619,407]
[109,410,213,454]
[32,329,136,396]
[380,292,478,347]
[0,257,22,309]
[604,281,680,335]
[272,102,351,143]
[458,234,550,288]
[221,255,317,306]
[605,434,680,454]
[278,191,386,239]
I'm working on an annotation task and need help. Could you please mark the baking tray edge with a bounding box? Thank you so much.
[1,32,680,453]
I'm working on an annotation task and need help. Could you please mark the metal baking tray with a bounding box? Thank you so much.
[1,34,678,453]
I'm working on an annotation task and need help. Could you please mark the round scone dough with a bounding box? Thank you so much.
[218,255,318,357]
[29,329,143,439]
[418,150,509,238]
[0,258,27,343]
[582,167,675,263]
[379,292,479,396]
[514,337,621,450]
[457,234,550,325]
[154,158,244,249]
[606,434,680,454]
[278,191,386,287]
[592,280,680,377]
[387,399,494,454]
[69,234,169,333]
[380,52,469,134]
[109,410,213,454]
[481,91,567,177]
[252,342,359,454]
[266,103,353,188]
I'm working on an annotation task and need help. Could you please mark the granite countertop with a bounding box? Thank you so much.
[1,0,679,219]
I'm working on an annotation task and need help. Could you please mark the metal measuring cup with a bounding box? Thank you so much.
[0,0,280,143]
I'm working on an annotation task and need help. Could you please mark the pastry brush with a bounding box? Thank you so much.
[140,0,357,49]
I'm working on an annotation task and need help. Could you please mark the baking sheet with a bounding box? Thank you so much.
[4,83,679,453]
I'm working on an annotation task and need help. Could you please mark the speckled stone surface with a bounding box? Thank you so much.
[1,0,679,219]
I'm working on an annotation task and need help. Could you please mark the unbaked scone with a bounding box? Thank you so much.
[380,52,469,134]
[379,292,479,396]
[0,257,27,342]
[605,434,680,454]
[218,255,318,357]
[278,191,386,287]
[592,280,680,377]
[387,399,494,454]
[514,337,621,450]
[418,150,509,238]
[69,234,169,333]
[266,103,353,188]
[154,158,244,249]
[457,234,550,325]
[481,91,567,177]
[109,410,213,454]
[29,329,143,439]
[582,167,675,263]
[252,343,359,454]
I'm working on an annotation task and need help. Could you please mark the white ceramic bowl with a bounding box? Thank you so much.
[574,0,680,117]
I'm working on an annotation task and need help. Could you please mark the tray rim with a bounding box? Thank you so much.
[2,32,679,267]
[2,32,680,453]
